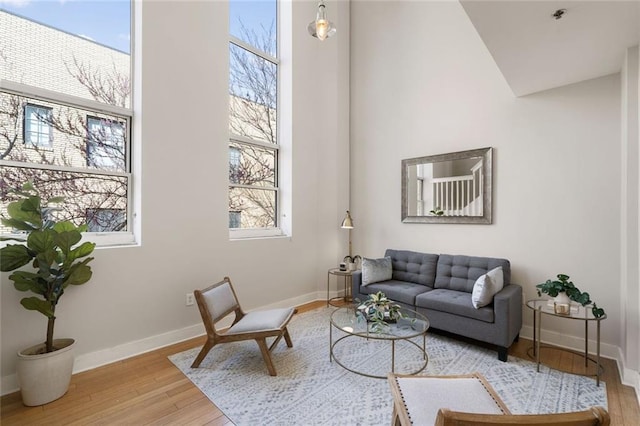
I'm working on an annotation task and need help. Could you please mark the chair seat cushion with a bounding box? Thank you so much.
[227,307,295,335]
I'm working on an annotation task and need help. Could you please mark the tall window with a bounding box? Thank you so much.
[24,104,53,148]
[0,4,133,244]
[228,0,280,236]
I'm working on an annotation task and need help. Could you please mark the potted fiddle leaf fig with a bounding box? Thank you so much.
[536,274,605,318]
[0,182,96,406]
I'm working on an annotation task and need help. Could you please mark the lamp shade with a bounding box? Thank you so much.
[308,1,336,41]
[341,210,354,229]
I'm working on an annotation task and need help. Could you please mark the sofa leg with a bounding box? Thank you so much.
[514,333,520,342]
[498,347,508,362]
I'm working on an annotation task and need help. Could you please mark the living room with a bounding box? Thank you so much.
[0,0,638,423]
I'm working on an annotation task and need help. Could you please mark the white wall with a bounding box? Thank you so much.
[0,0,350,394]
[350,0,628,376]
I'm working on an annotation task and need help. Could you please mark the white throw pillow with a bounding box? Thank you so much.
[362,257,393,286]
[471,266,504,308]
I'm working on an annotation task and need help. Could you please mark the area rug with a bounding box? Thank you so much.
[169,307,607,426]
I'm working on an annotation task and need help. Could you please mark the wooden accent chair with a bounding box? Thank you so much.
[434,406,610,425]
[191,276,295,376]
[387,372,610,426]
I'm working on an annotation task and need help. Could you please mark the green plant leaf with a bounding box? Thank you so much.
[53,221,79,233]
[48,196,65,204]
[65,259,94,286]
[27,230,56,254]
[10,270,42,293]
[20,297,54,318]
[53,230,82,255]
[0,217,39,231]
[67,242,96,263]
[0,244,33,271]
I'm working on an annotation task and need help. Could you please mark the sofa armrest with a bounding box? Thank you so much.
[352,270,363,302]
[492,284,523,346]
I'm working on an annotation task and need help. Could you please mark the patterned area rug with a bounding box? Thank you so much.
[169,307,607,426]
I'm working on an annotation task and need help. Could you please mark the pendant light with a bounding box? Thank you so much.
[308,1,336,41]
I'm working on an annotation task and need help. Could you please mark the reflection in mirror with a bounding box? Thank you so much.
[402,147,492,224]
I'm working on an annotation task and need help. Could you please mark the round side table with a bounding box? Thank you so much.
[526,299,606,386]
[327,268,354,307]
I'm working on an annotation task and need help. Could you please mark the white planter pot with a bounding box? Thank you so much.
[17,338,75,406]
[553,292,571,305]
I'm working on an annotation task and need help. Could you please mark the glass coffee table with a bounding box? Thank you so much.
[329,306,430,379]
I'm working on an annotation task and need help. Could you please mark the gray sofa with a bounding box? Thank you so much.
[352,249,522,361]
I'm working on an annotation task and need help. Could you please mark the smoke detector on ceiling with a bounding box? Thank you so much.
[552,9,567,20]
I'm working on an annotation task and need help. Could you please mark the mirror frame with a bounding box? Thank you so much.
[401,147,493,224]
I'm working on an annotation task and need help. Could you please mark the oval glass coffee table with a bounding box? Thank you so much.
[330,306,430,379]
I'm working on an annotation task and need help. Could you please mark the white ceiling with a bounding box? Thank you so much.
[460,1,640,96]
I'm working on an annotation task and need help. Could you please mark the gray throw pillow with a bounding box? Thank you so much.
[362,256,393,286]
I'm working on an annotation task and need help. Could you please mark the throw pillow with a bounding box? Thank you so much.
[471,266,504,308]
[362,256,393,286]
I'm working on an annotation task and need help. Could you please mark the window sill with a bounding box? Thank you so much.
[229,228,290,241]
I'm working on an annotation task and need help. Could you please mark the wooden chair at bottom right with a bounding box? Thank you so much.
[387,372,610,426]
[434,406,610,426]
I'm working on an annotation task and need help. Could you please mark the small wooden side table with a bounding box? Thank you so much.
[526,299,606,386]
[327,268,353,307]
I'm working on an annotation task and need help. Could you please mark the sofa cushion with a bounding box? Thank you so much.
[362,256,393,286]
[434,255,510,293]
[360,280,432,307]
[471,267,504,308]
[415,289,495,323]
[385,249,438,287]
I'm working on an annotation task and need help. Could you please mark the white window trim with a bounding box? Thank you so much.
[0,82,135,247]
[228,1,285,240]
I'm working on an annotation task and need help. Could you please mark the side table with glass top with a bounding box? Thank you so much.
[326,268,354,307]
[526,299,606,386]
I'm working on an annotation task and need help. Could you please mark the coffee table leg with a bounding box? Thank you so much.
[329,323,333,363]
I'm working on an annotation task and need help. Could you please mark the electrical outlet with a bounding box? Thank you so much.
[185,293,195,306]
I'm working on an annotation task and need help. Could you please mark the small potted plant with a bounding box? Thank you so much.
[536,274,605,318]
[356,291,403,332]
[429,206,444,216]
[0,182,96,406]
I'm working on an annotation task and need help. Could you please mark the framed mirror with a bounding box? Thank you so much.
[401,147,492,224]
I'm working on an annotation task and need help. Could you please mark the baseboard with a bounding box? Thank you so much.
[1,290,321,397]
[520,324,640,399]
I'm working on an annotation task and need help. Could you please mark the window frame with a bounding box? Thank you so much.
[23,103,53,148]
[228,2,283,240]
[0,2,136,247]
[0,81,135,247]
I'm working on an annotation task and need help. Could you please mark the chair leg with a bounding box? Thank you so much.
[283,327,293,348]
[256,338,277,376]
[268,333,285,351]
[191,339,215,368]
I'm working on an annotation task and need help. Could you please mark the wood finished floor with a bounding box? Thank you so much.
[2,301,639,425]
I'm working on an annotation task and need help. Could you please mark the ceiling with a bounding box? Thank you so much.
[460,1,640,96]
